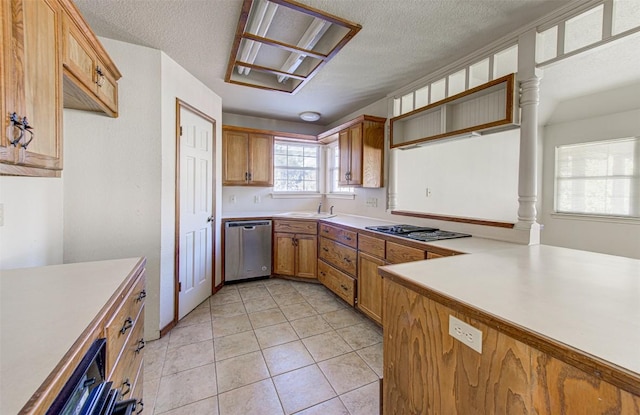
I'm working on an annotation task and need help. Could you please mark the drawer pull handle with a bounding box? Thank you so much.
[120,317,134,334]
[136,400,144,414]
[340,284,348,291]
[343,257,352,263]
[320,271,326,276]
[343,236,352,241]
[121,378,131,396]
[136,290,146,302]
[135,338,146,353]
[96,66,105,87]
[322,247,329,252]
[323,228,329,233]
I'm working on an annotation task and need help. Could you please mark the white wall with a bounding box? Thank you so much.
[220,96,529,242]
[223,113,324,136]
[395,130,520,222]
[159,53,222,331]
[0,177,63,269]
[64,39,223,340]
[541,103,640,259]
[63,39,163,339]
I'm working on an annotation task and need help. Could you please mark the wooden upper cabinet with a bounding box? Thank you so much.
[319,115,386,188]
[60,0,120,117]
[1,0,63,176]
[1,0,121,177]
[248,133,273,186]
[222,127,274,186]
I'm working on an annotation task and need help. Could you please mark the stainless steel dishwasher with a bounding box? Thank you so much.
[224,220,272,282]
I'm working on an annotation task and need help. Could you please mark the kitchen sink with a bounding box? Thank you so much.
[275,211,336,219]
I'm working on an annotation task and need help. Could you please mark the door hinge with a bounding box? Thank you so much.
[179,282,182,292]
[180,126,183,136]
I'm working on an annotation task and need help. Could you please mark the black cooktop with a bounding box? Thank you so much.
[365,224,471,242]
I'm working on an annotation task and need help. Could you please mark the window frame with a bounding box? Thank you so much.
[553,136,640,220]
[327,141,355,196]
[272,139,321,194]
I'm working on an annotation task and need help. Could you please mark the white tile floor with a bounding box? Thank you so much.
[143,278,383,415]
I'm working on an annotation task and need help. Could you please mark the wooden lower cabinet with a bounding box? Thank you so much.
[357,252,384,324]
[274,232,317,279]
[319,237,357,276]
[318,259,356,306]
[383,277,640,415]
[105,270,146,405]
[386,241,427,264]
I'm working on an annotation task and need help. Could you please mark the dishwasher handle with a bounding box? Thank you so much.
[243,226,256,231]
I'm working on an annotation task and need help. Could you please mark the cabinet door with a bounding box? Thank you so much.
[274,232,296,276]
[62,13,96,93]
[386,241,427,264]
[338,129,350,185]
[358,252,384,324]
[95,57,118,114]
[2,0,62,174]
[223,130,249,185]
[248,133,273,186]
[1,0,15,165]
[348,123,363,186]
[296,234,317,279]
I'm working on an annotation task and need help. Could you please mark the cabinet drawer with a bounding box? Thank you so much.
[319,237,357,276]
[131,358,144,406]
[386,241,427,264]
[274,220,317,235]
[105,275,146,374]
[358,234,385,258]
[109,305,144,400]
[318,260,356,306]
[319,223,357,248]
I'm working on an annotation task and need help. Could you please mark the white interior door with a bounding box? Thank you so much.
[178,106,214,320]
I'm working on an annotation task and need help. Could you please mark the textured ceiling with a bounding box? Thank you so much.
[75,0,573,125]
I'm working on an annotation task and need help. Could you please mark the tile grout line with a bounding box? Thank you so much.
[149,279,382,414]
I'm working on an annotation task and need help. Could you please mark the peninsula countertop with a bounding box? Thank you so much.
[378,244,640,393]
[0,257,145,414]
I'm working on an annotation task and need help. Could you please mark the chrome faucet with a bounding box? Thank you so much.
[330,206,334,215]
[317,202,322,214]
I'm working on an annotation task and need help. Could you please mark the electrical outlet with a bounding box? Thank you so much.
[365,197,378,207]
[425,188,432,197]
[449,315,482,353]
[254,195,261,203]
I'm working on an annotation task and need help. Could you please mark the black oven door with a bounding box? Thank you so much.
[46,339,138,415]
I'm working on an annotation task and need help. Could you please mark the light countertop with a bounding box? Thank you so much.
[222,212,520,254]
[378,245,640,378]
[0,258,144,415]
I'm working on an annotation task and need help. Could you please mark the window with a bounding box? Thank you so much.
[555,137,640,218]
[274,141,320,192]
[328,142,354,194]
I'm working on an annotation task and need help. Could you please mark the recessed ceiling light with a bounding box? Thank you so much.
[299,111,321,122]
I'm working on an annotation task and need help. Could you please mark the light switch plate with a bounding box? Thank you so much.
[449,315,482,353]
